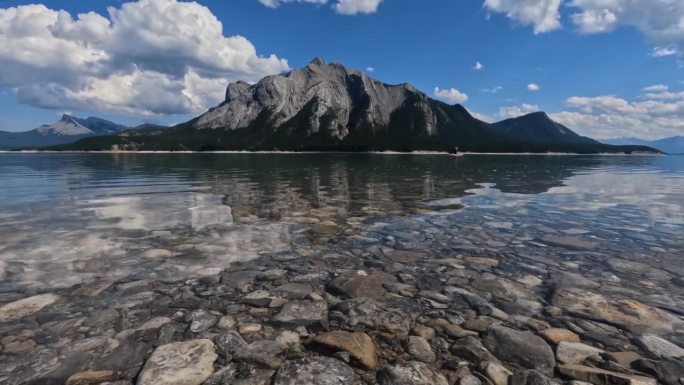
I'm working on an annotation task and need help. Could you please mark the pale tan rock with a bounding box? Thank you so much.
[239,323,262,334]
[558,364,656,385]
[312,331,377,369]
[463,257,499,267]
[137,317,172,331]
[540,328,580,344]
[137,339,217,385]
[552,289,682,334]
[143,249,173,259]
[66,370,117,385]
[413,324,436,340]
[0,294,60,323]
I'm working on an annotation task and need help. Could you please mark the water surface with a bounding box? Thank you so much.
[0,153,682,291]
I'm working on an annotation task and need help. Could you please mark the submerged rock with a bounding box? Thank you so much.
[234,340,286,369]
[557,364,656,385]
[272,300,328,328]
[552,288,681,334]
[635,334,684,359]
[312,331,377,368]
[339,298,419,336]
[137,339,217,385]
[0,294,60,322]
[327,270,395,299]
[273,356,354,385]
[555,341,604,365]
[509,370,560,385]
[407,336,436,363]
[483,325,555,375]
[378,361,449,385]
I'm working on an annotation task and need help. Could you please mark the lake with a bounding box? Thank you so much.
[0,153,682,384]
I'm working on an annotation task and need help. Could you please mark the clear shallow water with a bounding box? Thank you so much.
[0,153,682,291]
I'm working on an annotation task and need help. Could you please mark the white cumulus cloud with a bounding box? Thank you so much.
[483,0,562,34]
[484,0,684,56]
[498,103,540,119]
[527,83,540,91]
[434,87,469,104]
[643,84,669,92]
[0,0,290,117]
[474,61,484,70]
[550,90,684,139]
[259,0,382,15]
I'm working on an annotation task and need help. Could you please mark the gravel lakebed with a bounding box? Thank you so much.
[0,206,682,385]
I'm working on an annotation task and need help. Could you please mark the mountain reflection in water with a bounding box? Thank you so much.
[0,153,681,290]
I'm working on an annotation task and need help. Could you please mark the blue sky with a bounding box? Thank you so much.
[0,0,682,139]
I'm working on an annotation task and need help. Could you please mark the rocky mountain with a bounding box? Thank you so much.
[0,114,127,149]
[56,59,657,153]
[603,136,684,155]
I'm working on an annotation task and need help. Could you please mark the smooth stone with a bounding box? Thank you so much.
[407,336,436,363]
[137,339,217,385]
[480,361,512,385]
[241,290,276,307]
[143,249,173,259]
[274,356,354,385]
[378,361,449,385]
[439,322,479,338]
[239,323,262,334]
[540,328,580,344]
[0,294,60,322]
[483,325,555,375]
[137,317,172,331]
[463,257,499,267]
[312,331,377,368]
[557,364,656,385]
[556,342,604,365]
[450,336,498,363]
[327,271,395,299]
[603,351,642,367]
[552,288,682,334]
[257,269,287,280]
[633,357,684,385]
[272,300,328,328]
[419,291,451,304]
[66,370,117,385]
[635,334,684,358]
[412,325,436,340]
[509,370,561,385]
[275,283,314,299]
[234,340,286,369]
[462,319,490,333]
[460,374,483,385]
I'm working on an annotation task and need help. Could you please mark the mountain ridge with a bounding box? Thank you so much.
[603,136,684,155]
[48,59,659,154]
[0,114,128,149]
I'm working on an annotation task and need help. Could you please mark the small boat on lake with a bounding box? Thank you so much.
[449,146,465,158]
